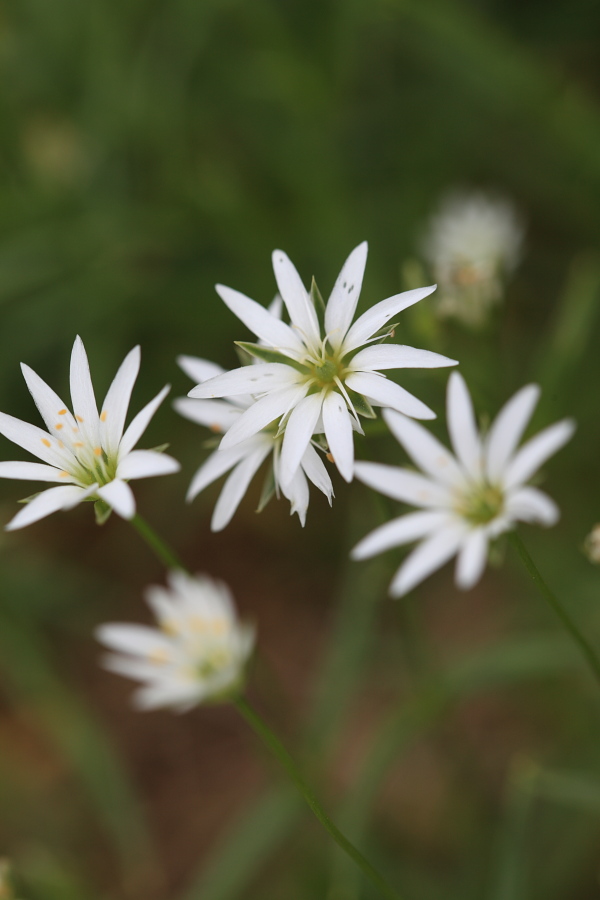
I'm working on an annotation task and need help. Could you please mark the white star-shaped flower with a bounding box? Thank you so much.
[189,243,457,488]
[0,336,180,529]
[96,571,255,711]
[352,372,574,596]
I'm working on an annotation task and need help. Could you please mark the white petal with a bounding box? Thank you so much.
[186,441,263,502]
[70,336,100,444]
[322,391,354,482]
[354,461,452,507]
[299,443,334,501]
[279,392,324,488]
[280,465,309,526]
[173,397,242,433]
[268,294,283,318]
[97,479,136,519]
[100,346,141,456]
[504,419,575,489]
[0,461,68,482]
[219,385,307,450]
[455,529,488,590]
[485,384,540,481]
[188,363,300,399]
[119,385,170,458]
[271,250,320,349]
[447,372,482,475]
[5,484,94,530]
[20,363,76,434]
[390,525,466,597]
[505,486,560,526]
[211,444,271,531]
[117,450,180,481]
[177,355,225,384]
[382,408,463,487]
[343,285,436,353]
[96,624,173,657]
[350,344,457,371]
[100,654,172,683]
[351,510,450,560]
[324,242,368,351]
[215,284,305,356]
[346,372,435,419]
[0,411,72,468]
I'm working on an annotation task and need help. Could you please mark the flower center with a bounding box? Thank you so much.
[302,340,347,392]
[459,483,504,526]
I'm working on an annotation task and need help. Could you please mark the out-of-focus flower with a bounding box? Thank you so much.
[0,860,17,899]
[0,337,179,529]
[353,372,574,596]
[189,242,457,488]
[97,571,255,711]
[422,190,524,327]
[175,352,333,530]
[584,524,600,564]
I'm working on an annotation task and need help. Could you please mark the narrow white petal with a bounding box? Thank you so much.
[280,465,309,526]
[177,355,225,384]
[101,346,141,455]
[351,510,449,560]
[97,479,136,519]
[133,681,203,711]
[119,385,170,458]
[346,372,435,419]
[186,441,263,502]
[279,392,324,488]
[173,397,242,433]
[70,336,100,444]
[455,529,488,590]
[215,284,305,356]
[504,419,575,489]
[485,384,540,481]
[343,285,436,353]
[322,391,354,482]
[354,461,452,507]
[383,409,464,487]
[211,444,271,531]
[447,372,482,475]
[324,242,368,350]
[299,443,334,501]
[100,655,173,683]
[0,411,72,468]
[268,294,283,318]
[505,486,560,526]
[20,364,76,433]
[188,364,300,399]
[0,461,68,482]
[350,344,457,371]
[97,624,173,657]
[271,249,320,349]
[219,385,307,450]
[117,450,180,481]
[5,484,93,531]
[390,525,466,597]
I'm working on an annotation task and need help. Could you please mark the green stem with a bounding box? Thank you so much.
[510,532,600,688]
[234,696,404,900]
[130,513,187,572]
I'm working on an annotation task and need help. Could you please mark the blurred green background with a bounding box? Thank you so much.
[1,0,600,898]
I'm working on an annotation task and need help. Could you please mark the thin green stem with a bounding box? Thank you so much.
[130,513,187,572]
[234,696,404,900]
[510,532,600,688]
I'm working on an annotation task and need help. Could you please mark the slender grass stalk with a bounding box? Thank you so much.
[509,532,600,687]
[234,696,404,900]
[130,513,187,572]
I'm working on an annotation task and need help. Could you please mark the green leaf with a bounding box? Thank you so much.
[94,499,112,525]
[235,342,308,374]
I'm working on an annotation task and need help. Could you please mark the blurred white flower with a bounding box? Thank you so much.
[584,524,600,564]
[189,242,456,488]
[353,372,574,596]
[0,336,179,529]
[422,191,524,327]
[96,571,255,711]
[175,352,333,530]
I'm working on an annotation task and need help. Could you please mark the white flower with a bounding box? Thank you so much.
[189,242,457,488]
[584,524,600,564]
[352,372,574,596]
[175,353,333,530]
[422,190,524,326]
[0,336,180,529]
[96,571,255,711]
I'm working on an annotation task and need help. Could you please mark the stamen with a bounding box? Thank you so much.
[59,471,70,478]
[55,423,63,430]
[209,424,222,434]
[100,411,107,422]
[76,415,84,423]
[93,447,102,457]
[41,438,51,448]
[149,648,169,665]
[326,452,335,463]
[74,442,84,448]
[58,409,67,416]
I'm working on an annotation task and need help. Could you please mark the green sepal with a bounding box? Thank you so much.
[348,389,377,419]
[310,276,327,330]
[256,464,276,513]
[235,342,309,374]
[202,436,222,449]
[17,491,43,504]
[149,443,170,453]
[94,499,112,525]
[235,344,254,367]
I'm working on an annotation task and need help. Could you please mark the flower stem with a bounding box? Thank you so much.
[234,696,404,900]
[130,513,187,572]
[509,532,600,687]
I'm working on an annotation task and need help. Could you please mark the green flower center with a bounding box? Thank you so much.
[303,343,348,392]
[459,483,504,526]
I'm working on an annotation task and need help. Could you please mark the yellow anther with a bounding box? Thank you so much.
[149,648,169,665]
[72,427,79,433]
[55,423,63,430]
[326,452,335,463]
[76,415,84,423]
[209,423,222,434]
[100,410,107,422]
[74,441,84,448]
[58,408,67,415]
[59,471,70,478]
[41,438,51,448]
[160,620,178,636]
[190,616,209,633]
[93,447,102,456]
[211,619,227,636]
